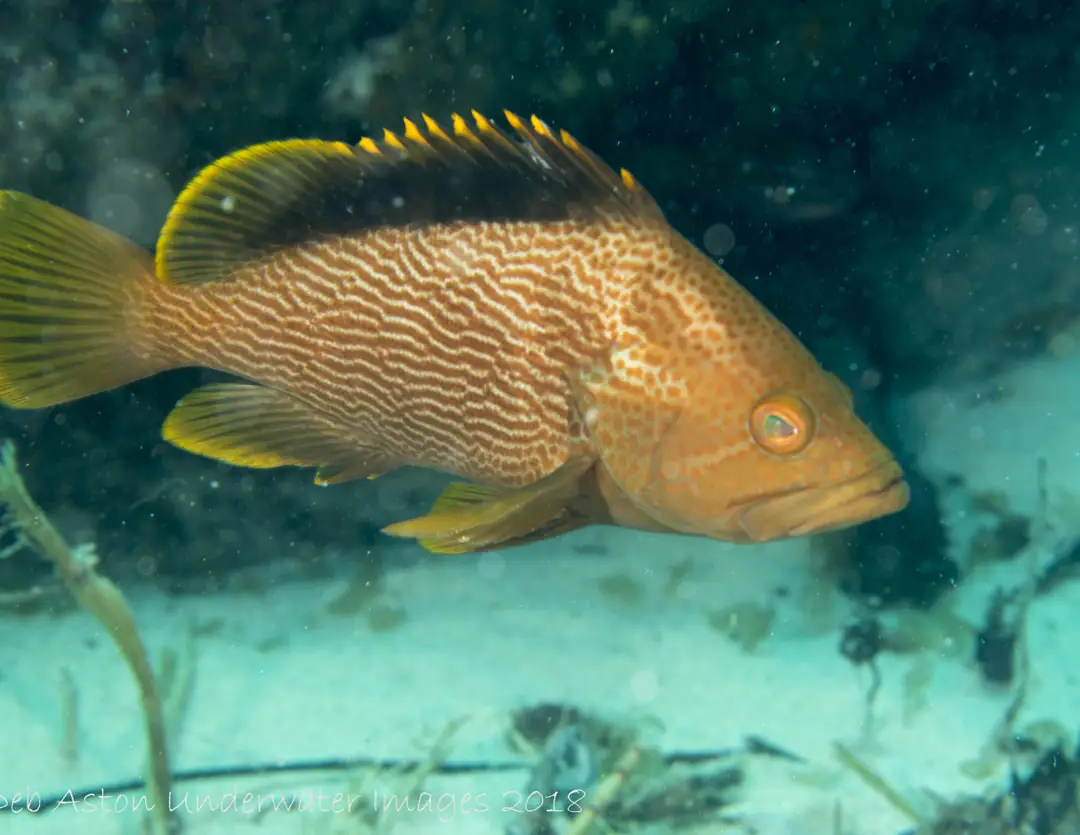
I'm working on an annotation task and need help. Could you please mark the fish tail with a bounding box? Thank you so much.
[0,191,164,408]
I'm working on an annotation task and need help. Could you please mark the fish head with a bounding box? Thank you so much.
[643,360,910,542]
[577,244,909,543]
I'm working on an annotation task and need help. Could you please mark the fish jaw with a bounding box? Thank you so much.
[735,458,910,542]
[588,461,684,534]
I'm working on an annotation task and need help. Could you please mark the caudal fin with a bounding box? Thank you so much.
[0,191,161,408]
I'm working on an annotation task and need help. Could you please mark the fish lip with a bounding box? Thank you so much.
[790,469,909,537]
[738,461,910,541]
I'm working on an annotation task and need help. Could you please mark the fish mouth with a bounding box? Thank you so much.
[736,460,910,542]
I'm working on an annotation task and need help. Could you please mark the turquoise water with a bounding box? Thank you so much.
[1,2,1079,833]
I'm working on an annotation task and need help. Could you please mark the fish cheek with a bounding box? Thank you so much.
[644,417,743,530]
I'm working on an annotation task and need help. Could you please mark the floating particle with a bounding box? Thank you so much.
[703,222,736,257]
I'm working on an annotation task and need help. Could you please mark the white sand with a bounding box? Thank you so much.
[3,352,1080,835]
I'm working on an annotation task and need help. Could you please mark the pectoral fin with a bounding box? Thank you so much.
[382,456,596,554]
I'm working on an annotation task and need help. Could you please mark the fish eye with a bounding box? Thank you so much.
[748,392,816,456]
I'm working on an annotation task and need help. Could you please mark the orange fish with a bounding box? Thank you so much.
[0,111,909,553]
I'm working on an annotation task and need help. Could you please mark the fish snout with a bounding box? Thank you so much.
[738,458,910,542]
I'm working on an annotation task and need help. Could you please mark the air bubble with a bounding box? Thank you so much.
[703,223,736,257]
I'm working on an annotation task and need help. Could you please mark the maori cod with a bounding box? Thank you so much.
[0,111,909,553]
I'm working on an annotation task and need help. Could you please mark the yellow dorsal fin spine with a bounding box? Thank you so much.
[450,112,491,157]
[402,118,431,149]
[502,110,558,171]
[470,110,519,154]
[381,129,406,152]
[357,136,382,156]
[422,113,452,143]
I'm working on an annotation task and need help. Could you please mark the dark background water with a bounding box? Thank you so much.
[1,0,1077,608]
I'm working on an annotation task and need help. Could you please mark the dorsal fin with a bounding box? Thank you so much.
[155,110,665,285]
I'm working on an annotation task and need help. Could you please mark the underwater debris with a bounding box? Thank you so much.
[597,573,647,609]
[325,555,408,632]
[324,717,466,834]
[510,704,587,752]
[744,735,804,763]
[57,665,78,764]
[565,745,644,835]
[914,740,1080,835]
[834,742,925,825]
[839,615,884,738]
[966,489,1033,568]
[327,555,386,615]
[839,616,884,666]
[969,458,1080,602]
[707,600,776,653]
[507,718,598,835]
[902,658,934,727]
[968,518,1033,568]
[0,499,66,612]
[880,606,976,659]
[961,595,1033,782]
[0,440,179,835]
[157,626,197,757]
[974,589,1020,686]
[278,718,469,834]
[0,578,63,612]
[662,556,695,600]
[1024,459,1080,597]
[597,750,742,830]
[365,602,407,632]
[507,703,742,834]
[1034,535,1080,595]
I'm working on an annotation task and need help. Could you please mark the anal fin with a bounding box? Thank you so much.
[382,456,596,554]
[161,383,394,484]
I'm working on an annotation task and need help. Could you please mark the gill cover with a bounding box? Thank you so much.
[570,342,699,530]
